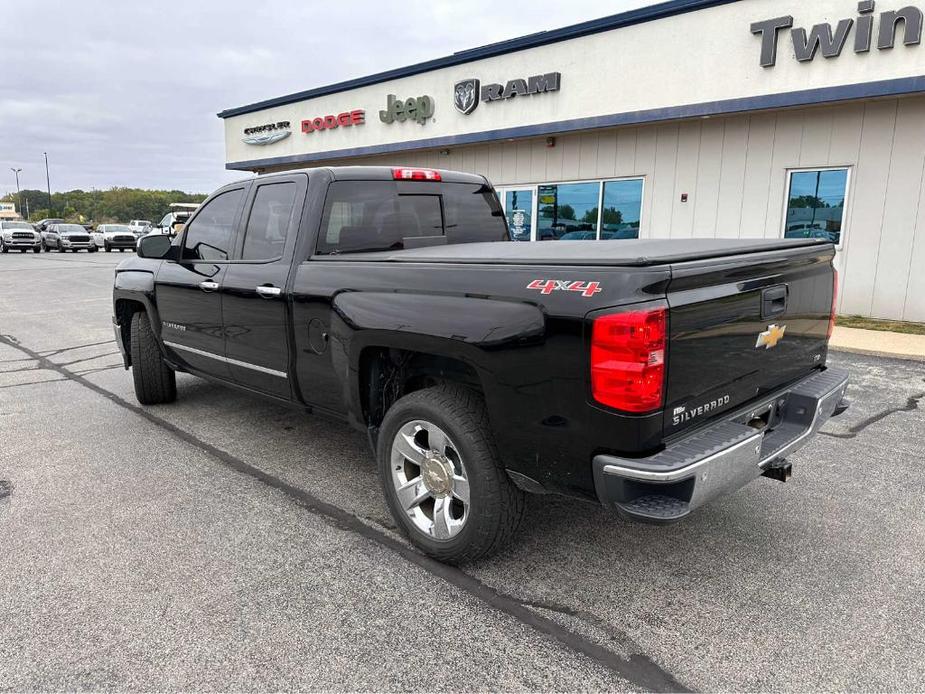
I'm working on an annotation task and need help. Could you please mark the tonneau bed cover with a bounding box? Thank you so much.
[321,238,830,266]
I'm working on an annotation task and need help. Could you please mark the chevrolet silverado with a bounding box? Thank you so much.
[112,166,849,563]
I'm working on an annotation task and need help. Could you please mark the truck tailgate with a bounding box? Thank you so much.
[664,245,835,438]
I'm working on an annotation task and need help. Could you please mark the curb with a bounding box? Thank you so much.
[829,344,925,362]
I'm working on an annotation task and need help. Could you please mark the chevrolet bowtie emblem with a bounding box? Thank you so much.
[756,324,787,349]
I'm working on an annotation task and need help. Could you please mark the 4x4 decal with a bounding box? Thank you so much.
[526,279,602,297]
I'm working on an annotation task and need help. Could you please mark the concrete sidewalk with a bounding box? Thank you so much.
[830,325,925,361]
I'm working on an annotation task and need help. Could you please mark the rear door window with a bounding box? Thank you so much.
[240,182,297,260]
[315,181,508,255]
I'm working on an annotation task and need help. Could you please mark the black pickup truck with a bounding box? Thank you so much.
[112,166,848,563]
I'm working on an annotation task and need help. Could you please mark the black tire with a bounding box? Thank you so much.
[130,311,176,405]
[19,249,25,253]
[40,241,46,252]
[377,385,525,563]
[105,243,111,252]
[58,245,66,253]
[33,247,40,254]
[0,244,7,254]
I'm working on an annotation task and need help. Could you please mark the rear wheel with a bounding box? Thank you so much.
[130,311,176,405]
[377,385,525,564]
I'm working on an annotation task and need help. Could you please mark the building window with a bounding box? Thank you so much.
[502,189,533,241]
[783,168,849,246]
[601,179,643,239]
[499,177,644,241]
[537,182,600,240]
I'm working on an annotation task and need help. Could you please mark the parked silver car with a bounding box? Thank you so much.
[41,223,97,252]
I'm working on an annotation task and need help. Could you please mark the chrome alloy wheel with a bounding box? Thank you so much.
[390,419,470,540]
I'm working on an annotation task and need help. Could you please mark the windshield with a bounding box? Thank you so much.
[134,220,151,226]
[103,225,132,232]
[58,224,86,233]
[3,222,33,230]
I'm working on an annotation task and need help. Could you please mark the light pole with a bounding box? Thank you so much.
[43,152,52,215]
[10,168,22,219]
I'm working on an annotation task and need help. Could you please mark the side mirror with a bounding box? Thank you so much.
[137,234,177,260]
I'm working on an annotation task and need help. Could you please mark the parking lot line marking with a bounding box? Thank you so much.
[0,331,691,693]
[40,339,119,357]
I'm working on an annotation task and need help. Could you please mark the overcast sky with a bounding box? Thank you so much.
[0,0,655,197]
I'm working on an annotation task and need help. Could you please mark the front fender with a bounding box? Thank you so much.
[112,263,163,367]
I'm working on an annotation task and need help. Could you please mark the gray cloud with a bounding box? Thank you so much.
[1,0,652,195]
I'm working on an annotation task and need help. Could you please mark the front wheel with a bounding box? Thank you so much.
[0,242,7,254]
[130,311,177,405]
[33,247,40,253]
[377,385,525,564]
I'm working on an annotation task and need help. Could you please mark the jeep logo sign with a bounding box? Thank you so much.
[453,72,561,114]
[379,94,435,125]
[751,2,923,67]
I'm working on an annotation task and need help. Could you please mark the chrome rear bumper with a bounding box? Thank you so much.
[592,367,849,523]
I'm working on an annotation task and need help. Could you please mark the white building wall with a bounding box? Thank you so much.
[328,95,925,322]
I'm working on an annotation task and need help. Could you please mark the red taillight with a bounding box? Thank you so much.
[392,167,441,181]
[591,307,666,413]
[827,268,838,339]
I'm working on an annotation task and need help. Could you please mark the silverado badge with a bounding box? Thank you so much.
[756,324,786,349]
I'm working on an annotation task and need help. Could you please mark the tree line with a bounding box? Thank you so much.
[1,187,208,223]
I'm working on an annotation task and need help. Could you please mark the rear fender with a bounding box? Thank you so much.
[332,291,546,426]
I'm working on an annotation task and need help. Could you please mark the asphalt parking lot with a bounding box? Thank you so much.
[1,251,924,691]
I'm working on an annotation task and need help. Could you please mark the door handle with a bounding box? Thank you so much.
[198,281,220,292]
[256,285,282,298]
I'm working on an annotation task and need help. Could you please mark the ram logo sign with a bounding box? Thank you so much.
[453,79,480,114]
[454,72,561,115]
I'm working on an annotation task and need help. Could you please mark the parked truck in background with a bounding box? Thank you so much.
[0,221,42,253]
[111,166,849,563]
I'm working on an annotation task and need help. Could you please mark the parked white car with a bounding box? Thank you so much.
[127,219,152,236]
[0,221,41,253]
[153,203,199,236]
[91,224,137,252]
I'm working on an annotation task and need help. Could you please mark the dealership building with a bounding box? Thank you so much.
[220,0,925,322]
